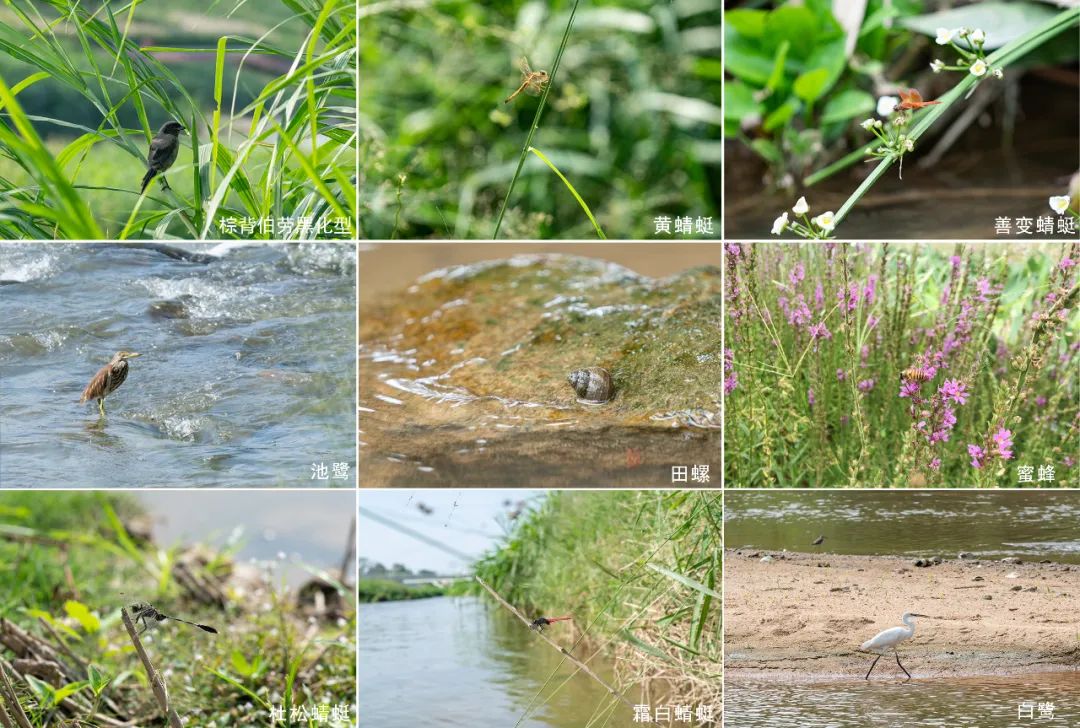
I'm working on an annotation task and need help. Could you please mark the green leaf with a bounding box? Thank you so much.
[52,681,89,705]
[724,80,758,124]
[766,41,790,92]
[231,650,255,677]
[764,6,819,59]
[750,139,783,165]
[763,99,799,132]
[725,9,767,38]
[618,628,674,662]
[87,664,113,695]
[821,89,875,124]
[724,24,775,85]
[901,1,1058,50]
[646,563,722,598]
[793,68,831,102]
[64,601,101,634]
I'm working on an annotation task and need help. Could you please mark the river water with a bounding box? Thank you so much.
[724,490,1080,564]
[726,673,1079,727]
[0,243,355,487]
[359,596,639,727]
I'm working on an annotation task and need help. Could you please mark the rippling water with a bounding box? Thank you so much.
[0,243,355,487]
[725,491,1080,564]
[359,596,636,727]
[726,673,1080,727]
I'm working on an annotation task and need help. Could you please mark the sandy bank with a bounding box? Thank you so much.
[725,549,1080,681]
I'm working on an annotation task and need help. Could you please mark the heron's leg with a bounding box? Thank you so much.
[98,398,106,416]
[894,649,911,680]
[865,653,883,680]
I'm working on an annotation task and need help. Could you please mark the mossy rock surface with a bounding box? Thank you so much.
[359,254,720,486]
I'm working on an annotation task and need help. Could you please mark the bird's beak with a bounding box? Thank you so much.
[126,352,141,359]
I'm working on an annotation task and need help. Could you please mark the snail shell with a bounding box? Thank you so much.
[567,367,614,403]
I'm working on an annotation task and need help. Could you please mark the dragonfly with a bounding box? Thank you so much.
[895,89,941,111]
[129,602,218,635]
[529,615,572,632]
[504,56,549,104]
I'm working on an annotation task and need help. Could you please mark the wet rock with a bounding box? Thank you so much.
[1001,557,1022,565]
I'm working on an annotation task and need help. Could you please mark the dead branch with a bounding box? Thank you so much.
[119,607,184,728]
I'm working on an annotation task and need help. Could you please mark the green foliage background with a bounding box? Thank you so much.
[360,0,721,239]
[0,0,356,240]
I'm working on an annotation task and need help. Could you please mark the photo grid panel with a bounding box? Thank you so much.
[720,0,1080,726]
[0,0,361,723]
[356,239,722,726]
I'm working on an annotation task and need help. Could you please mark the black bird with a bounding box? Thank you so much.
[140,121,185,193]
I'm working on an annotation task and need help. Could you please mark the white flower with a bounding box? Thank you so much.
[874,120,883,128]
[771,212,789,235]
[992,68,1004,79]
[970,29,985,44]
[792,196,809,215]
[877,96,899,116]
[860,118,876,131]
[813,211,836,232]
[957,27,970,38]
[930,59,945,73]
[1049,195,1071,214]
[970,60,987,77]
[935,27,955,45]
[903,139,915,152]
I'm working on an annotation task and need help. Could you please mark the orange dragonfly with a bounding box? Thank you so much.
[504,56,549,104]
[895,89,941,111]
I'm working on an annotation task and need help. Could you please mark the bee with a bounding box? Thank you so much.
[900,367,934,383]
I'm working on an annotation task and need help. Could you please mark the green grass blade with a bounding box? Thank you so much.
[526,146,606,239]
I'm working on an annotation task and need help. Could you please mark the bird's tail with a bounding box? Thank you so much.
[140,169,156,194]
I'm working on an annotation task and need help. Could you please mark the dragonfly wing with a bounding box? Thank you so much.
[524,80,542,96]
[518,56,531,75]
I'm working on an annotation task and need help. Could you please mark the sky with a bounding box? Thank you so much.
[134,491,355,585]
[358,489,547,574]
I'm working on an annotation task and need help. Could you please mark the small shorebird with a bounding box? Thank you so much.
[80,351,140,416]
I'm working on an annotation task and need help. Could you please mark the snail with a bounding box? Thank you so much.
[567,367,614,404]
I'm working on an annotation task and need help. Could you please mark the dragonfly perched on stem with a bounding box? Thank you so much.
[504,56,549,104]
[129,602,218,635]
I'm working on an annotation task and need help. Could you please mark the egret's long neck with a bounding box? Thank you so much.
[903,615,916,633]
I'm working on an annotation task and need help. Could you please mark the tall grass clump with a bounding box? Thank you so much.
[0,0,355,240]
[472,490,721,723]
[725,242,1079,487]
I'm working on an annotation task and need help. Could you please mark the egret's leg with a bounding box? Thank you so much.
[894,649,911,680]
[865,653,883,680]
[98,398,106,416]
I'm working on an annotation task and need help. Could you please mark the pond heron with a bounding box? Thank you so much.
[80,351,140,416]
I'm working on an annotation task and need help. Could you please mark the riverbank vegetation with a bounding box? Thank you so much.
[0,0,355,240]
[358,579,444,603]
[472,490,721,723]
[0,492,355,726]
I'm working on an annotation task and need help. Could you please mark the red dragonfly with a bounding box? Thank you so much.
[530,616,572,632]
[895,89,941,111]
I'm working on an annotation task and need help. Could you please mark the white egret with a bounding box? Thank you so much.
[860,612,928,680]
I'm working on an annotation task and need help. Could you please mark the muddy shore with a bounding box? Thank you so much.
[725,549,1080,682]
